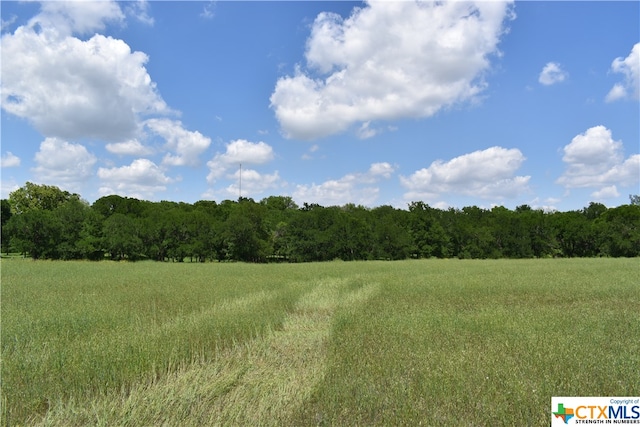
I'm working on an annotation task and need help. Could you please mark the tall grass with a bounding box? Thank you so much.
[293,259,640,425]
[2,258,638,426]
[1,260,317,424]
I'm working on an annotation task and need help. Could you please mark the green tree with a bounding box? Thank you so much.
[102,213,143,260]
[8,182,79,214]
[76,208,105,260]
[54,199,92,260]
[492,206,533,258]
[92,194,145,218]
[327,206,374,261]
[583,202,608,220]
[4,209,62,259]
[550,211,596,257]
[285,204,335,262]
[596,204,640,257]
[1,199,12,253]
[222,200,270,262]
[409,202,453,258]
[371,205,413,260]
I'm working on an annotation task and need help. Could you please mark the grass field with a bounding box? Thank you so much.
[1,258,639,426]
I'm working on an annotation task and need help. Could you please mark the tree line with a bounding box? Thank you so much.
[2,182,639,262]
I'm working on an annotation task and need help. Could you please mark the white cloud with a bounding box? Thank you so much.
[556,126,640,189]
[1,15,17,32]
[400,146,530,201]
[538,62,568,86]
[294,180,380,207]
[293,162,396,206]
[105,139,154,156]
[529,197,560,213]
[98,158,173,200]
[125,0,154,26]
[200,1,216,20]
[225,169,283,199]
[591,185,619,200]
[34,0,125,36]
[369,162,395,179]
[357,121,379,140]
[302,144,321,160]
[206,139,274,183]
[0,178,20,200]
[606,43,640,102]
[270,0,514,140]
[1,152,21,168]
[1,10,169,142]
[144,119,211,167]
[605,84,627,103]
[218,139,274,164]
[32,137,97,191]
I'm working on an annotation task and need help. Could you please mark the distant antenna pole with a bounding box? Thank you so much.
[239,163,242,200]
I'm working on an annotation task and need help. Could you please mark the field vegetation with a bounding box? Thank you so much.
[2,183,640,262]
[2,258,638,426]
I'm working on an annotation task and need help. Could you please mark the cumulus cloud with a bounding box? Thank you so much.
[368,162,395,179]
[538,62,568,86]
[0,178,20,200]
[293,162,396,206]
[225,169,283,198]
[1,25,169,141]
[33,0,125,36]
[591,185,619,200]
[105,139,154,156]
[605,43,640,102]
[32,137,97,191]
[145,119,211,167]
[529,197,560,213]
[206,139,275,183]
[1,152,21,168]
[556,125,640,190]
[605,84,627,103]
[98,158,173,199]
[270,0,514,140]
[0,0,173,145]
[400,146,530,201]
[1,1,213,201]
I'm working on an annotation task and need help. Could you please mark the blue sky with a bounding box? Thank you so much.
[1,1,638,211]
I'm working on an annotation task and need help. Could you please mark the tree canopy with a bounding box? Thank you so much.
[2,183,639,261]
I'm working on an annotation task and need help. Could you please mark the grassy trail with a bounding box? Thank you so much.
[36,277,380,426]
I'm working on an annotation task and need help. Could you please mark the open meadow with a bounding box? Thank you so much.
[1,258,639,426]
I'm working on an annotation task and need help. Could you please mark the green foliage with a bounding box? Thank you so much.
[1,199,12,253]
[4,208,63,259]
[8,182,80,214]
[596,204,640,257]
[102,213,143,260]
[4,182,640,261]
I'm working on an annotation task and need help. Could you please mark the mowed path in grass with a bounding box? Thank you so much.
[2,258,639,426]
